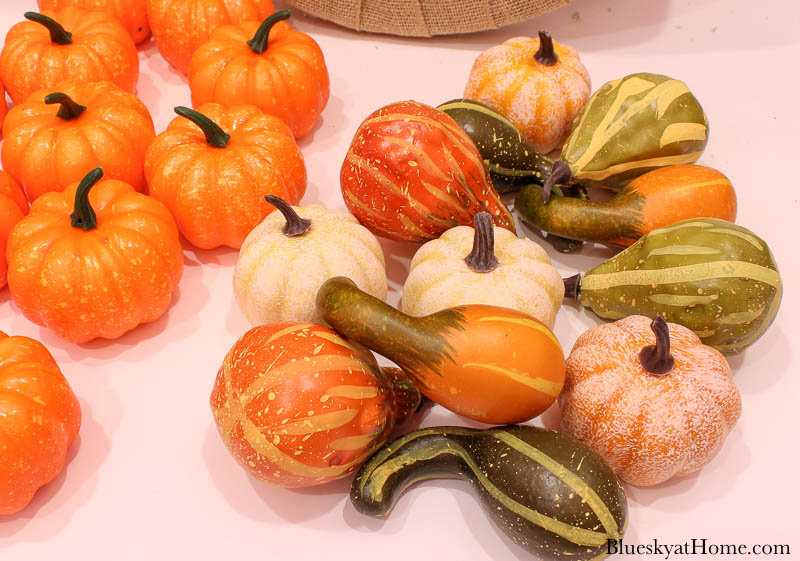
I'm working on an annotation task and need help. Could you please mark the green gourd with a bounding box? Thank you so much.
[541,73,709,201]
[437,98,552,193]
[565,218,782,354]
[351,424,628,561]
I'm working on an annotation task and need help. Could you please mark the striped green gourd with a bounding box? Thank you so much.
[565,218,782,354]
[351,425,627,561]
[541,73,709,201]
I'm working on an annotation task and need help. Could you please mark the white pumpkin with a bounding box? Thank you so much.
[402,212,563,328]
[234,196,388,325]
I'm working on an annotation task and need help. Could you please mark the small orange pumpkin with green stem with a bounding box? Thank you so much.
[0,8,138,104]
[6,168,184,343]
[145,104,306,249]
[189,10,330,139]
[37,0,150,44]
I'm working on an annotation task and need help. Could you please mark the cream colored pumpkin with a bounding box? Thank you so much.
[234,196,387,325]
[402,212,564,329]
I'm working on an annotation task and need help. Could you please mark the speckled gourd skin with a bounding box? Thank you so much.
[351,425,627,561]
[402,220,563,329]
[576,218,782,354]
[559,73,708,188]
[234,203,387,325]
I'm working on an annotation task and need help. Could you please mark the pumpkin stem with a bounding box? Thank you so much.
[562,274,581,300]
[542,160,573,203]
[264,194,311,237]
[534,31,558,66]
[639,316,675,375]
[44,92,87,120]
[247,10,291,54]
[464,212,500,273]
[70,168,103,231]
[24,12,73,45]
[174,106,230,148]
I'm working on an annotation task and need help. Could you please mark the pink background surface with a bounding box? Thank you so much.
[1,0,799,559]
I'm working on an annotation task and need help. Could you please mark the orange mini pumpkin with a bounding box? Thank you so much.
[0,79,7,131]
[559,315,741,487]
[146,0,275,74]
[0,331,81,515]
[37,0,150,44]
[145,104,306,249]
[0,172,29,289]
[189,10,329,139]
[0,8,138,104]
[464,31,590,154]
[7,168,184,344]
[2,80,155,202]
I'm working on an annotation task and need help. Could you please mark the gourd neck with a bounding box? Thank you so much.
[247,10,291,54]
[542,160,573,203]
[45,92,86,120]
[534,31,558,66]
[174,106,230,148]
[265,194,311,236]
[464,212,499,272]
[638,316,675,375]
[25,12,72,45]
[70,168,103,231]
[562,274,581,300]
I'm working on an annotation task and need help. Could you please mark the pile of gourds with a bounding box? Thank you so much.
[0,5,784,561]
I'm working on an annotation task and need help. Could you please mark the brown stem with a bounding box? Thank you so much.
[563,274,581,301]
[464,212,499,272]
[264,194,311,237]
[379,367,422,426]
[542,160,573,203]
[638,316,675,375]
[534,31,558,66]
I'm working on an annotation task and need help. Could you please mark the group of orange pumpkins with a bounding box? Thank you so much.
[0,2,751,556]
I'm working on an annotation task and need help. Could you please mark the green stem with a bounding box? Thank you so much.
[464,212,499,272]
[24,12,72,45]
[70,168,104,231]
[174,106,230,148]
[533,31,558,66]
[265,194,311,237]
[247,10,291,54]
[44,93,86,120]
[638,316,675,375]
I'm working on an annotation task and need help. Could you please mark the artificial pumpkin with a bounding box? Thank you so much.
[341,101,514,242]
[402,212,563,329]
[0,172,29,289]
[7,168,184,343]
[210,322,421,487]
[234,195,387,325]
[317,277,566,424]
[352,425,628,561]
[0,79,7,132]
[145,104,306,249]
[146,0,275,74]
[189,10,329,139]
[516,164,737,249]
[0,8,138,104]
[2,80,155,202]
[0,331,82,515]
[464,31,591,155]
[559,315,741,486]
[37,0,150,43]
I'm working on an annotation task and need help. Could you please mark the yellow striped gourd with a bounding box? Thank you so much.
[351,425,628,561]
[565,218,782,354]
[542,73,709,201]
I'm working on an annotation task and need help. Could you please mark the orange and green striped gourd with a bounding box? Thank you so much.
[565,218,782,354]
[351,424,627,561]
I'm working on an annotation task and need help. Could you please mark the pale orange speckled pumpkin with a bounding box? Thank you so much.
[559,315,741,487]
[37,0,150,43]
[464,31,590,154]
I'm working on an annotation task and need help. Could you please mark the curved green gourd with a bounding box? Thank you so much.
[437,98,553,193]
[543,73,709,200]
[351,425,628,561]
[566,218,782,354]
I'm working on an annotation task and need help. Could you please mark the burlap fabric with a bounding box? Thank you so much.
[285,0,571,37]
